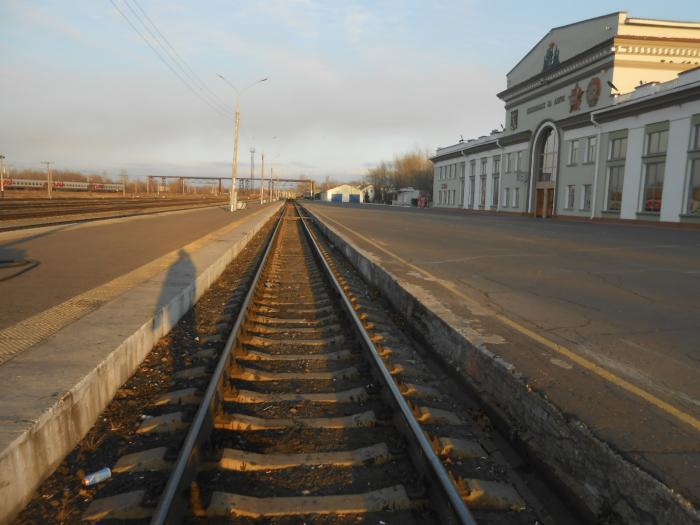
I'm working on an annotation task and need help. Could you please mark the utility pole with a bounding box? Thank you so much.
[269,167,273,203]
[260,151,265,204]
[42,161,54,199]
[218,74,268,212]
[249,147,255,195]
[0,155,5,200]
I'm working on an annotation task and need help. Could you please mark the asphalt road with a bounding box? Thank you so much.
[0,204,262,329]
[305,201,700,505]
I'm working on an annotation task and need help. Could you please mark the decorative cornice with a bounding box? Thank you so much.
[498,40,614,102]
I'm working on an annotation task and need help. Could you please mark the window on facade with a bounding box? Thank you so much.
[479,175,487,206]
[513,187,520,208]
[538,129,556,181]
[582,184,592,211]
[607,166,624,211]
[643,162,665,212]
[469,176,475,207]
[493,156,500,175]
[460,162,466,179]
[506,153,513,173]
[470,161,476,177]
[609,137,627,160]
[516,151,524,174]
[566,185,576,209]
[452,189,456,205]
[586,136,597,163]
[692,123,700,151]
[481,158,487,176]
[569,139,579,165]
[646,129,668,155]
[503,188,510,208]
[493,175,500,207]
[688,159,700,215]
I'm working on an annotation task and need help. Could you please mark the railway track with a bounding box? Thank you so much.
[0,198,226,221]
[70,202,553,524]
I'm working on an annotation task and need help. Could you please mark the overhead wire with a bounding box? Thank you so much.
[129,0,233,113]
[108,0,231,119]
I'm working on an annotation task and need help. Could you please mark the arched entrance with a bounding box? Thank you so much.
[529,123,559,217]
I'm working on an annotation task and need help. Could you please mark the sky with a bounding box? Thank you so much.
[1,1,698,184]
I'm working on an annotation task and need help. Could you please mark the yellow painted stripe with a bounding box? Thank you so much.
[0,205,273,366]
[310,206,700,433]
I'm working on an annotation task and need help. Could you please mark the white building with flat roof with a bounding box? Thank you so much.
[432,12,700,224]
[317,184,364,204]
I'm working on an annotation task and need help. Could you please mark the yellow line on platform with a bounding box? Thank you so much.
[0,205,272,367]
[310,206,700,433]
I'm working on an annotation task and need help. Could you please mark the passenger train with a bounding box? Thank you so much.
[0,178,124,193]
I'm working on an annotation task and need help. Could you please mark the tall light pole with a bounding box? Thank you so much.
[217,74,268,212]
[42,161,54,199]
[0,155,5,200]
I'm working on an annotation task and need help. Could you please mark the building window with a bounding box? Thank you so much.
[516,150,524,176]
[643,161,665,212]
[692,122,700,151]
[585,136,597,163]
[566,185,576,209]
[688,159,700,215]
[469,176,475,207]
[493,156,500,175]
[452,189,456,205]
[582,184,592,211]
[646,129,668,155]
[438,191,442,205]
[513,187,520,208]
[641,123,668,213]
[609,136,627,160]
[607,166,624,211]
[493,175,500,207]
[470,160,476,177]
[503,188,510,208]
[537,129,557,182]
[479,175,487,207]
[480,158,487,176]
[506,153,513,173]
[460,162,466,179]
[568,139,579,165]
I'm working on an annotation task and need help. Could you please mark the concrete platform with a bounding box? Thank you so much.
[302,202,700,525]
[0,200,283,523]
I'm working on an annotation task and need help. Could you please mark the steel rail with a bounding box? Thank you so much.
[150,206,285,525]
[296,202,478,525]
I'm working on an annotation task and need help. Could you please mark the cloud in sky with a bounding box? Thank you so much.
[1,0,696,182]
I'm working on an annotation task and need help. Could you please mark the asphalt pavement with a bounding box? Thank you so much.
[0,203,262,329]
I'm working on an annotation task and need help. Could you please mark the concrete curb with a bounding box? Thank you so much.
[302,203,700,525]
[0,201,283,524]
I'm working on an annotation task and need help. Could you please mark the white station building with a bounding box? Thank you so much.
[317,184,365,203]
[432,12,700,224]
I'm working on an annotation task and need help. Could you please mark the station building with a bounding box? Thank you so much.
[432,12,700,223]
[316,184,365,203]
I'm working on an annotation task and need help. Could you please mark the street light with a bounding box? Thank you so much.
[0,155,5,200]
[217,74,268,212]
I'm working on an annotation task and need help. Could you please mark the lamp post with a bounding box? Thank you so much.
[217,74,268,212]
[0,155,5,199]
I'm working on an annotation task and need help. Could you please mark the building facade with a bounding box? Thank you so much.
[432,12,700,223]
[317,184,365,203]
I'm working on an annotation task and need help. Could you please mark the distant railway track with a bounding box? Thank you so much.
[0,197,227,221]
[18,201,559,524]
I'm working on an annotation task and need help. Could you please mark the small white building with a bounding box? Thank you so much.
[359,184,376,203]
[318,184,365,203]
[392,187,421,206]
